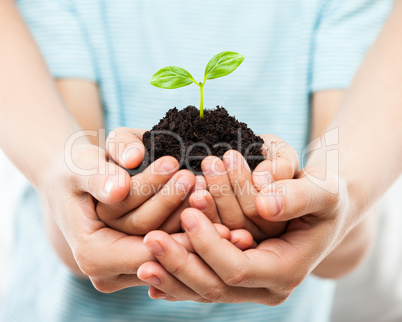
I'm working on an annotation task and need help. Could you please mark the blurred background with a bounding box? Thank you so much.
[0,150,27,302]
[1,149,401,320]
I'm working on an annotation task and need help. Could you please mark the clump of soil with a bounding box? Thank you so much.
[137,106,264,174]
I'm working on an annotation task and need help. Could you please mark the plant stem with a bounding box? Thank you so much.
[199,82,204,119]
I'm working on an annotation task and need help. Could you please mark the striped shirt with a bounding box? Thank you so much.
[1,1,391,321]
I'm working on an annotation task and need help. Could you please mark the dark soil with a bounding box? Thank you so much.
[137,106,264,174]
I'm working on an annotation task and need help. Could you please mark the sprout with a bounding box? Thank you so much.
[150,51,244,119]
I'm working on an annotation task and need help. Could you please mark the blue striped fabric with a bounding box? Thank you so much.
[1,1,391,321]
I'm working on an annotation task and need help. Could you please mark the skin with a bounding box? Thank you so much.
[133,1,402,303]
[1,0,402,302]
[112,90,373,302]
[100,132,295,241]
[0,1,252,292]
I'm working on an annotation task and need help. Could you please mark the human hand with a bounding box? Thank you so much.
[40,143,254,293]
[137,164,347,304]
[96,128,199,235]
[191,134,298,242]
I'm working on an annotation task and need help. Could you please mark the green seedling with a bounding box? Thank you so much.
[150,51,244,119]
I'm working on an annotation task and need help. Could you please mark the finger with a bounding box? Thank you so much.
[137,261,201,301]
[73,146,131,204]
[148,287,179,301]
[255,169,340,222]
[229,229,255,250]
[77,229,154,277]
[180,208,297,291]
[189,189,221,224]
[77,223,204,278]
[96,156,179,220]
[90,274,148,293]
[253,134,299,190]
[158,183,221,234]
[84,231,212,294]
[223,150,286,238]
[222,150,257,216]
[157,196,191,233]
[108,170,195,235]
[143,230,277,304]
[194,175,207,190]
[201,156,261,237]
[171,224,231,253]
[201,156,242,228]
[105,127,146,169]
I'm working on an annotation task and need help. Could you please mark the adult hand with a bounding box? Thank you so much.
[41,143,254,294]
[137,165,347,304]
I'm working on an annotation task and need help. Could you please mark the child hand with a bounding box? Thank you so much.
[96,127,250,238]
[42,143,253,293]
[96,127,197,235]
[192,134,299,242]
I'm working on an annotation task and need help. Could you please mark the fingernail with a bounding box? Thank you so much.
[223,152,239,169]
[142,275,161,286]
[122,146,142,166]
[156,293,168,300]
[160,159,178,174]
[176,174,193,192]
[259,194,282,216]
[104,175,118,194]
[182,213,198,232]
[254,171,273,189]
[202,158,225,176]
[145,241,164,256]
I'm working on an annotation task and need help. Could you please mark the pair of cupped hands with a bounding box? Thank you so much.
[43,127,347,306]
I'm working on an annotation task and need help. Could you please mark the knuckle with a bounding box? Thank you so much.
[232,179,253,197]
[266,292,291,306]
[282,271,306,292]
[76,256,99,278]
[221,216,246,230]
[240,202,257,217]
[198,298,213,304]
[91,278,118,294]
[224,266,249,287]
[74,244,106,278]
[201,285,226,302]
[193,240,214,256]
[280,159,296,179]
[118,193,140,211]
[129,217,154,235]
[138,172,156,190]
[164,249,191,275]
[207,183,223,197]
[161,193,181,209]
[166,260,183,276]
[231,177,247,190]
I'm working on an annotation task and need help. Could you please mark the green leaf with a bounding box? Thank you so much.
[204,51,244,81]
[150,66,197,89]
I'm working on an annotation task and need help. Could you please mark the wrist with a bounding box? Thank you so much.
[35,138,94,193]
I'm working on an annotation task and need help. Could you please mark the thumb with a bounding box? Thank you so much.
[106,127,146,169]
[73,146,131,204]
[252,134,299,190]
[255,169,340,221]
